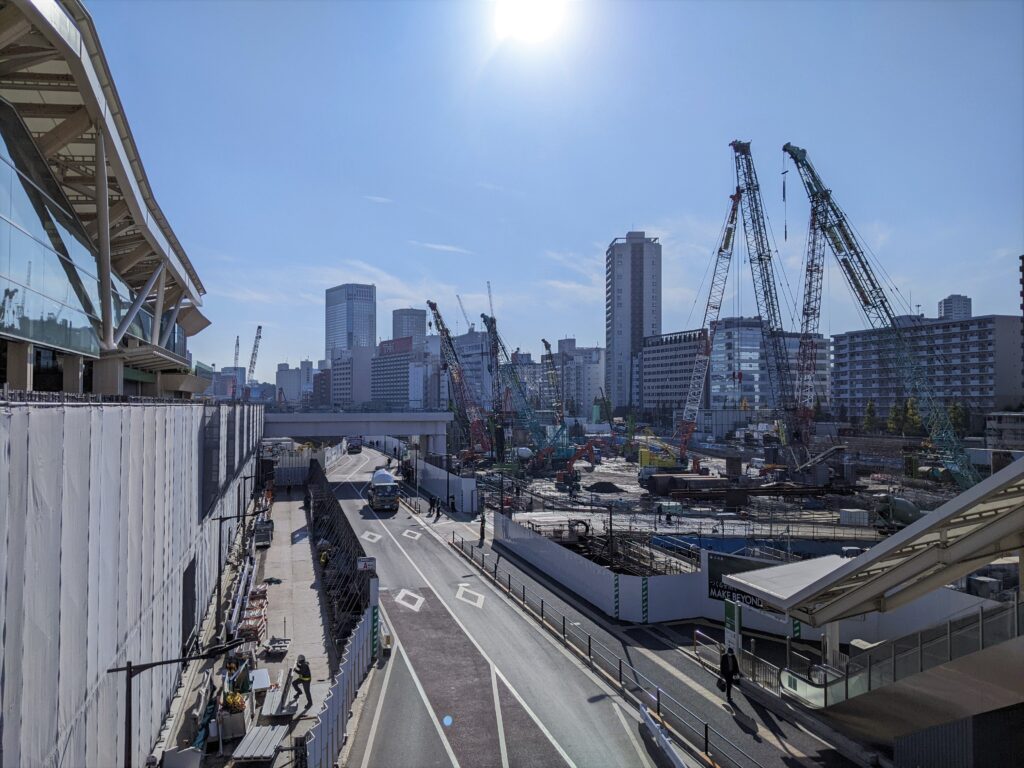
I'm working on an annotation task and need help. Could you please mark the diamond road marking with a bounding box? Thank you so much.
[401,529,422,541]
[455,585,485,609]
[394,589,424,612]
[361,531,382,543]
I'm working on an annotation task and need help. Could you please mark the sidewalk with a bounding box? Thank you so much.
[256,489,332,764]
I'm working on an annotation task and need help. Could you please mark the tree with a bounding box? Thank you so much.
[887,399,907,435]
[904,398,924,436]
[948,401,969,436]
[862,400,877,433]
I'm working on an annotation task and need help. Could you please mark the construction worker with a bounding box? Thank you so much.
[291,654,313,709]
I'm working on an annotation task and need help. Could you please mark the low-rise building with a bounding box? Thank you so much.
[638,329,707,422]
[985,412,1024,450]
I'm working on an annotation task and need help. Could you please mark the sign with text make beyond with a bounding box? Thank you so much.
[706,551,771,611]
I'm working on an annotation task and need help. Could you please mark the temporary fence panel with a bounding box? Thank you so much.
[0,402,262,768]
[305,605,375,768]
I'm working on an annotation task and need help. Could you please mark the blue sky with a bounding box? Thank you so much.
[89,0,1023,382]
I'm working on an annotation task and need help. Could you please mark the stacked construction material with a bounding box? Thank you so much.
[237,586,269,641]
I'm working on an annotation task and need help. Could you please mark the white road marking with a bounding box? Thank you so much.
[359,647,396,768]
[367,504,577,767]
[491,665,510,768]
[455,585,485,609]
[613,701,654,768]
[382,608,461,768]
[361,531,382,543]
[402,529,422,541]
[394,589,425,612]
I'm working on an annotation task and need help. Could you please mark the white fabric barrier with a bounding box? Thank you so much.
[0,402,263,768]
[304,605,375,768]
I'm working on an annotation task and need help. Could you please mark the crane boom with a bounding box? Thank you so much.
[230,335,240,399]
[456,294,472,330]
[482,313,556,455]
[731,141,797,421]
[679,188,742,461]
[427,300,491,453]
[540,339,563,424]
[783,143,980,488]
[247,325,262,385]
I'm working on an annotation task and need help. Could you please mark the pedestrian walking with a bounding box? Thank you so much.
[449,495,456,514]
[434,498,442,520]
[290,654,313,709]
[719,647,740,703]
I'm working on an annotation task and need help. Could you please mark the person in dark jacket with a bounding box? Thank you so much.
[719,647,740,702]
[291,654,313,708]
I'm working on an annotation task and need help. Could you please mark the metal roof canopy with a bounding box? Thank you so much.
[0,0,206,327]
[724,458,1024,627]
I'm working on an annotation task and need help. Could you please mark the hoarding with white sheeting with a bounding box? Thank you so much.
[0,400,263,767]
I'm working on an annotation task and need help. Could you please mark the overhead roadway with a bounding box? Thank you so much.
[0,0,208,356]
[725,458,1024,627]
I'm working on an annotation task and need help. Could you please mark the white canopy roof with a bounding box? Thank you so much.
[724,458,1024,626]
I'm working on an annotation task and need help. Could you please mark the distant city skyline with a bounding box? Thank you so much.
[86,1,1024,381]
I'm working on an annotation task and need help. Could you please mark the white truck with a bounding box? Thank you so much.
[368,468,400,512]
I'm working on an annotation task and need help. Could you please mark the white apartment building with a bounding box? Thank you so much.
[557,338,605,418]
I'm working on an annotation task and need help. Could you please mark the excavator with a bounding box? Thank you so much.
[555,441,597,494]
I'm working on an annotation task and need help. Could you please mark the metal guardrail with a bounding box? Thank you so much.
[692,630,782,697]
[449,532,765,768]
[780,599,1024,709]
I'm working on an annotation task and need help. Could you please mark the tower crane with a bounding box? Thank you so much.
[731,141,803,461]
[540,339,563,425]
[783,143,980,488]
[247,325,262,386]
[678,188,742,465]
[427,300,491,453]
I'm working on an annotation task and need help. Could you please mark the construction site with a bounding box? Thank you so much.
[425,140,999,590]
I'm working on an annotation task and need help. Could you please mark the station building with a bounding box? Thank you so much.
[0,3,263,766]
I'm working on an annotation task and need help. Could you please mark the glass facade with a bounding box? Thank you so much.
[325,283,376,360]
[0,98,185,359]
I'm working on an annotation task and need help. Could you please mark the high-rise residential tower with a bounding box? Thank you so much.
[938,294,972,322]
[605,231,661,409]
[325,283,376,360]
[393,307,427,349]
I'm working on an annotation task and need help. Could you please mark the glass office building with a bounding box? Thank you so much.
[325,283,376,360]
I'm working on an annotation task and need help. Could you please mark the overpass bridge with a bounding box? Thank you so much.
[263,410,453,453]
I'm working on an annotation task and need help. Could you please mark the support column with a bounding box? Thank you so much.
[150,268,166,344]
[95,128,114,351]
[6,340,33,391]
[426,432,447,456]
[93,355,124,396]
[62,353,83,393]
[824,620,841,667]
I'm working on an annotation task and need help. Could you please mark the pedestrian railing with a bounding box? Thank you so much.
[450,532,765,768]
[780,599,1024,709]
[692,629,782,697]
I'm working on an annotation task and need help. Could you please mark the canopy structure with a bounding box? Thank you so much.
[725,458,1024,626]
[0,0,207,346]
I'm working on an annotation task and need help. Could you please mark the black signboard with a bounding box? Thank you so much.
[706,551,769,610]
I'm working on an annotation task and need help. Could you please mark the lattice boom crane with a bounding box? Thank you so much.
[427,301,490,453]
[247,325,262,386]
[783,143,980,488]
[679,188,742,462]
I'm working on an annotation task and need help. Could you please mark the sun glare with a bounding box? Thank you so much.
[494,0,567,44]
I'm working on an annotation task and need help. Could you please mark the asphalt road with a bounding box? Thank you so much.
[334,450,660,768]
[436,511,857,768]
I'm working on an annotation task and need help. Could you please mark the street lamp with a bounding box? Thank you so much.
[214,503,261,639]
[108,638,244,768]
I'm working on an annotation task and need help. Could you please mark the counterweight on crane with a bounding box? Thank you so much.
[427,300,490,453]
[783,143,980,488]
[731,141,803,459]
[678,188,742,464]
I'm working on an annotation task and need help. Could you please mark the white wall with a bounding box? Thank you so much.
[0,402,262,768]
[493,517,996,644]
